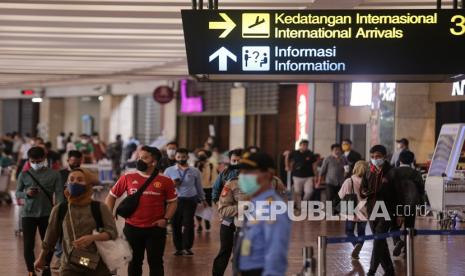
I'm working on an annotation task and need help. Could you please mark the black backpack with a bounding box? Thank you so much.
[342,177,358,206]
[57,201,104,234]
[394,169,421,207]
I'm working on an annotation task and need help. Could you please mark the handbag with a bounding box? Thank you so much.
[116,171,158,218]
[68,204,100,270]
[343,177,358,206]
[94,230,133,271]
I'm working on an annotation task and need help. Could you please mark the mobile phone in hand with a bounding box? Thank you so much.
[28,187,39,196]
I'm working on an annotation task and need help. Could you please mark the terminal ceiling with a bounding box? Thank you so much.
[0,0,457,88]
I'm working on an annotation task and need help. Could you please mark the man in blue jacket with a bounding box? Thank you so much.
[233,152,291,276]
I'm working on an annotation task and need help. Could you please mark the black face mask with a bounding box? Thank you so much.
[178,159,188,165]
[228,164,240,170]
[136,159,149,172]
[198,155,207,161]
[69,164,80,170]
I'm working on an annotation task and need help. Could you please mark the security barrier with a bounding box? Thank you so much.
[296,246,316,276]
[316,228,465,276]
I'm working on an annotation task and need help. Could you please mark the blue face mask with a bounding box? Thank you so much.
[67,183,87,197]
[238,174,260,196]
[371,158,384,167]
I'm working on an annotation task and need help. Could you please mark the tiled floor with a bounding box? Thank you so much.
[1,202,464,276]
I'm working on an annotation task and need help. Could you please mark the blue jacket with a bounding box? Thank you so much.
[212,167,239,202]
[236,189,291,275]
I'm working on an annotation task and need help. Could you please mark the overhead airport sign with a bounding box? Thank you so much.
[182,10,465,75]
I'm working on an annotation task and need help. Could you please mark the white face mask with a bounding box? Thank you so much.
[230,160,238,165]
[167,149,176,158]
[371,158,384,167]
[31,160,47,171]
[81,139,88,144]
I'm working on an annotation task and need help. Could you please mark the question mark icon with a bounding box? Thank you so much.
[253,51,260,62]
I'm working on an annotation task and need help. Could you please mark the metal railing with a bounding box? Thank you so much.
[295,246,316,276]
[316,228,465,276]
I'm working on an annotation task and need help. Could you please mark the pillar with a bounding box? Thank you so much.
[63,97,80,138]
[395,83,435,163]
[162,98,177,142]
[229,86,246,149]
[100,95,128,143]
[313,83,337,157]
[39,98,65,147]
[109,95,135,143]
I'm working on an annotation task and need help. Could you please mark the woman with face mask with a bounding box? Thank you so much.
[34,169,117,276]
[194,149,218,232]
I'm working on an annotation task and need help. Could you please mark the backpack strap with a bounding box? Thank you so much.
[90,201,104,232]
[58,201,104,234]
[26,170,54,206]
[349,176,355,194]
[57,201,68,224]
[57,201,68,241]
[209,163,214,183]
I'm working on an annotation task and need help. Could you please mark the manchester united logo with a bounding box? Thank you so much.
[221,186,230,197]
[153,182,162,188]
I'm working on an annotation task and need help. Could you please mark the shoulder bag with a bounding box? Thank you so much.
[26,170,53,206]
[116,171,158,218]
[91,202,132,271]
[343,177,358,206]
[68,203,100,270]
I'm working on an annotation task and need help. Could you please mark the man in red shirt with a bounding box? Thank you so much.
[105,146,177,276]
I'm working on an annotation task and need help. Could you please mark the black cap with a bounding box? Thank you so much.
[396,138,409,146]
[238,152,275,171]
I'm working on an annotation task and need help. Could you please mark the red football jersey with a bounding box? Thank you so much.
[110,172,177,228]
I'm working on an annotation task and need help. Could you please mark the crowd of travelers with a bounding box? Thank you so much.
[0,131,425,276]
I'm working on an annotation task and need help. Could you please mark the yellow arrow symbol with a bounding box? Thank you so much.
[209,13,236,38]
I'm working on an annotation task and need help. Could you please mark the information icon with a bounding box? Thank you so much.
[242,46,270,71]
[242,13,270,38]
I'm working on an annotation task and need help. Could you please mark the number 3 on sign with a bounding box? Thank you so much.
[450,15,465,35]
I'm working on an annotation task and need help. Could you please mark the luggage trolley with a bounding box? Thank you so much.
[81,159,115,202]
[0,166,26,236]
[426,124,465,229]
[0,167,13,204]
[14,200,24,236]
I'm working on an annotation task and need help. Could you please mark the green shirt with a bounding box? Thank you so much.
[16,168,64,218]
[0,155,13,167]
[75,142,94,153]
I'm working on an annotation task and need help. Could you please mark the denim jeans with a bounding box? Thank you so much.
[345,220,367,246]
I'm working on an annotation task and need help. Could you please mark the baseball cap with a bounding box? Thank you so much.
[396,138,409,146]
[238,152,275,171]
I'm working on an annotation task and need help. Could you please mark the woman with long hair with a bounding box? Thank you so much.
[338,160,369,260]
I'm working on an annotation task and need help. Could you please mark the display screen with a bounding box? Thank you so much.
[456,139,465,171]
[429,134,456,177]
[182,10,465,75]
